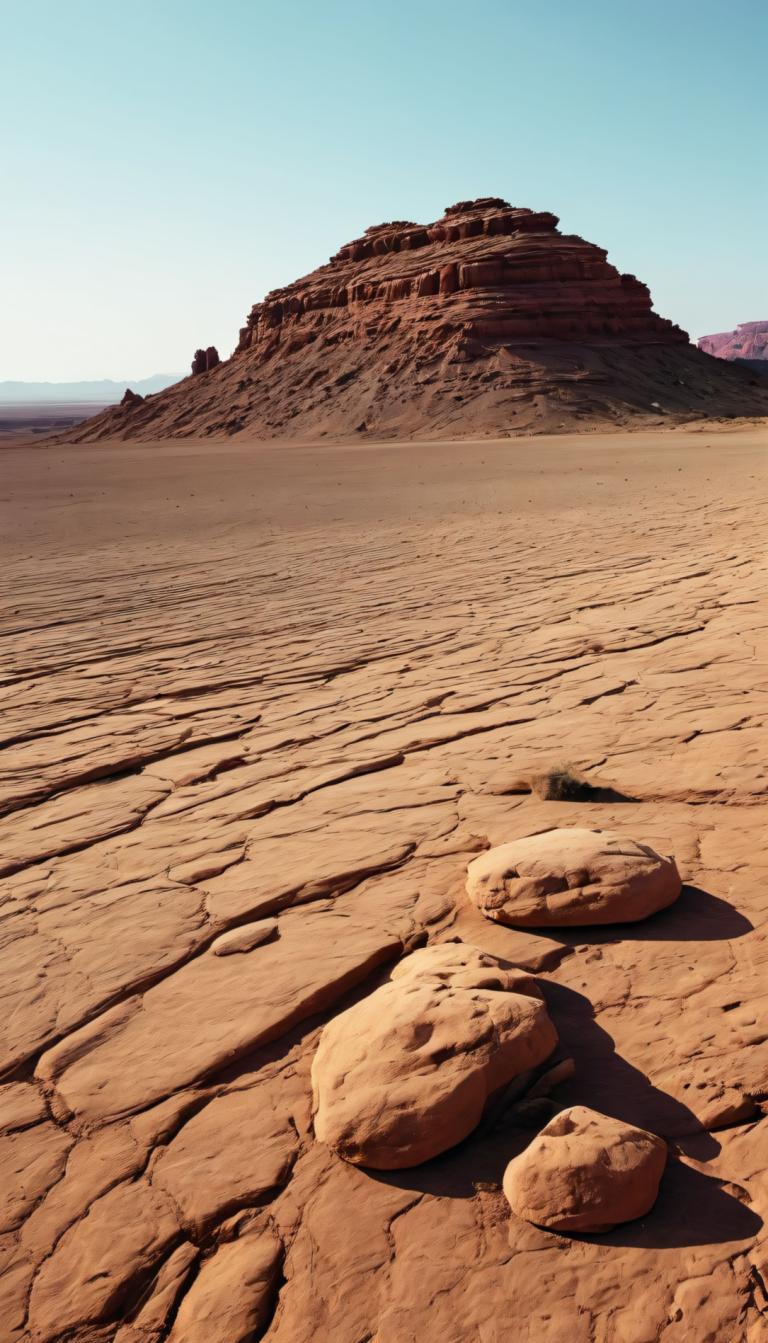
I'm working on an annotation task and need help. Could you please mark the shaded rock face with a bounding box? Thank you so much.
[466,828,681,927]
[192,346,220,376]
[311,944,557,1168]
[64,198,768,441]
[120,388,144,407]
[503,1105,668,1232]
[699,321,768,365]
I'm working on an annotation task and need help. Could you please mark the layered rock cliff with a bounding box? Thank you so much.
[65,199,768,440]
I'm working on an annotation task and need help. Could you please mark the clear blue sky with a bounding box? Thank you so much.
[2,0,766,380]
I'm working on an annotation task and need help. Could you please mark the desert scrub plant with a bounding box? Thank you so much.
[530,764,597,801]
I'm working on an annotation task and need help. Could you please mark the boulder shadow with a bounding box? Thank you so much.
[372,977,733,1209]
[642,884,753,941]
[525,778,639,804]
[540,980,724,1156]
[369,1122,532,1202]
[567,1157,762,1249]
[538,883,752,952]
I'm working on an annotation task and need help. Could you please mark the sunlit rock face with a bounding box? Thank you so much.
[698,320,768,376]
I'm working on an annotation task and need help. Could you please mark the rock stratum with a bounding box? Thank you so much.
[63,198,768,441]
[2,426,768,1342]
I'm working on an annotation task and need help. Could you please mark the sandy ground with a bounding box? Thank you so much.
[1,425,767,1342]
[4,424,767,554]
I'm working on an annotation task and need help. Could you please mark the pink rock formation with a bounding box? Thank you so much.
[62,199,768,442]
[503,1105,668,1232]
[698,320,768,364]
[466,828,681,926]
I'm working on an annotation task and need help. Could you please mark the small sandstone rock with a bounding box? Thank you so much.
[503,1105,667,1232]
[0,1117,73,1233]
[211,919,278,956]
[467,827,680,927]
[312,943,557,1169]
[113,1242,198,1343]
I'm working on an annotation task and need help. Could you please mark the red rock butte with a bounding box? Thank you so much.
[65,198,768,441]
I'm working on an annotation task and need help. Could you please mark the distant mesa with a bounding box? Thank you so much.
[698,321,768,379]
[59,198,768,441]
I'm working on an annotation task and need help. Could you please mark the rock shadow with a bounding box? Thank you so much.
[372,978,731,1209]
[554,784,639,804]
[537,883,752,952]
[567,1157,762,1249]
[369,1122,527,1202]
[540,980,723,1155]
[586,786,639,804]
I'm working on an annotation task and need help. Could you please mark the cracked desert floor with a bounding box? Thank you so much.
[2,424,767,1343]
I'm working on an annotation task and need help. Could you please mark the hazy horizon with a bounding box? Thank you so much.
[0,373,183,403]
[3,0,766,382]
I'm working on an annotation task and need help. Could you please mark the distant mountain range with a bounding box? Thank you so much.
[0,374,183,403]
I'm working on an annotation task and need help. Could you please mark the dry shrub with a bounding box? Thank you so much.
[530,765,597,802]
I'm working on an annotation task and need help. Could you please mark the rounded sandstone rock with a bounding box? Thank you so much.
[311,944,557,1169]
[503,1105,667,1232]
[466,827,680,927]
[210,918,278,956]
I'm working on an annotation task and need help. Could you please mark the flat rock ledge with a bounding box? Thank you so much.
[466,827,681,927]
[503,1104,668,1233]
[312,943,557,1169]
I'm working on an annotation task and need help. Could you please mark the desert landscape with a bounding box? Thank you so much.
[2,419,767,1341]
[3,0,766,1334]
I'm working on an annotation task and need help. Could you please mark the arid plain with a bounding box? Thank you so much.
[2,424,768,1342]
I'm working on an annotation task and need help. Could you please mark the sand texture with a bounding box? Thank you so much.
[1,425,767,1341]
